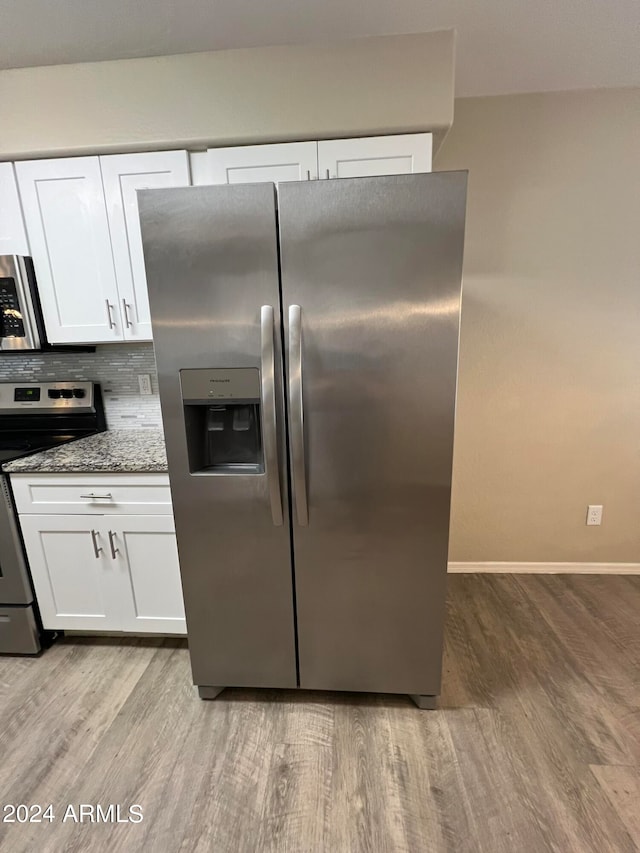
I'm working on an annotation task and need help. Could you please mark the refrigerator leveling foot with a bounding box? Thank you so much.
[409,694,438,710]
[198,686,226,700]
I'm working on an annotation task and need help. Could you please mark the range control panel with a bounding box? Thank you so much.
[0,382,94,413]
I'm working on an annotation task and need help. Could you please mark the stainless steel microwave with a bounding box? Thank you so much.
[0,255,45,351]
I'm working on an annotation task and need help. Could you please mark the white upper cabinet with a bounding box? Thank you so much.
[100,151,190,341]
[16,151,190,344]
[12,135,430,344]
[0,162,30,255]
[15,157,122,344]
[318,133,432,179]
[201,134,432,186]
[205,142,319,185]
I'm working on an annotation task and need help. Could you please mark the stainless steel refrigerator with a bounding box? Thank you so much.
[139,172,467,708]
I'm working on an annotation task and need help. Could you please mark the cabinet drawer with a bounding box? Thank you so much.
[11,474,172,516]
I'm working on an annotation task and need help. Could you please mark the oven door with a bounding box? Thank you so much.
[0,473,34,605]
[0,256,42,352]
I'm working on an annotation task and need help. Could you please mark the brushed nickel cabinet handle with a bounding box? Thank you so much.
[105,300,116,329]
[122,299,133,329]
[80,493,113,500]
[108,530,119,559]
[90,529,102,559]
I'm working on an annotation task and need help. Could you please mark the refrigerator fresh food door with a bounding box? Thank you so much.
[279,173,467,697]
[138,184,297,689]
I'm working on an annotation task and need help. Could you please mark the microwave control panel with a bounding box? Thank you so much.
[0,278,25,338]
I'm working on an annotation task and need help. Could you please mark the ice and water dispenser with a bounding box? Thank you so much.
[181,368,263,473]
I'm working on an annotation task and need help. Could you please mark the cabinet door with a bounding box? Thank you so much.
[206,142,318,184]
[109,515,186,634]
[15,157,122,344]
[318,133,432,179]
[18,516,120,631]
[100,151,190,341]
[0,163,29,255]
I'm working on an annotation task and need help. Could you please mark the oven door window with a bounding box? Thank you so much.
[0,278,26,338]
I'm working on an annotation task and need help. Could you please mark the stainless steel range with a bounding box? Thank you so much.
[0,381,105,653]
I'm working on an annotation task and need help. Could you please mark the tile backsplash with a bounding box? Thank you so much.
[0,343,163,429]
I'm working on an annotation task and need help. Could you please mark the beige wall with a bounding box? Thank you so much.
[436,88,640,564]
[0,32,453,160]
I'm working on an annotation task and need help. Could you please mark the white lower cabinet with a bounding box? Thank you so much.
[112,515,186,633]
[19,515,122,632]
[14,474,186,636]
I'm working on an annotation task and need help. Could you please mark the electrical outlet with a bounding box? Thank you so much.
[586,505,603,526]
[138,374,153,396]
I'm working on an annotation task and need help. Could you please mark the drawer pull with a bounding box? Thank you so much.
[80,493,113,500]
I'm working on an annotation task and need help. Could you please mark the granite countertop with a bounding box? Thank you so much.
[2,429,168,474]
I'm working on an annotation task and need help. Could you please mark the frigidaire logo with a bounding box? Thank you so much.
[209,379,231,383]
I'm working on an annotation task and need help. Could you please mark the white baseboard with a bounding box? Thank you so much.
[447,561,640,575]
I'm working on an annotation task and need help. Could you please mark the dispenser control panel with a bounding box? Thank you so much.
[180,368,260,403]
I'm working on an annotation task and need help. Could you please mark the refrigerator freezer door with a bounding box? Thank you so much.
[138,184,297,689]
[279,173,467,697]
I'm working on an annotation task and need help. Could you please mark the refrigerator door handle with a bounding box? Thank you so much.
[261,305,284,526]
[288,304,309,526]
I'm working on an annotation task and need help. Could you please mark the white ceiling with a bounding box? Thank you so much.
[1,0,639,97]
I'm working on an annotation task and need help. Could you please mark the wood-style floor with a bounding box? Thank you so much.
[0,574,638,852]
